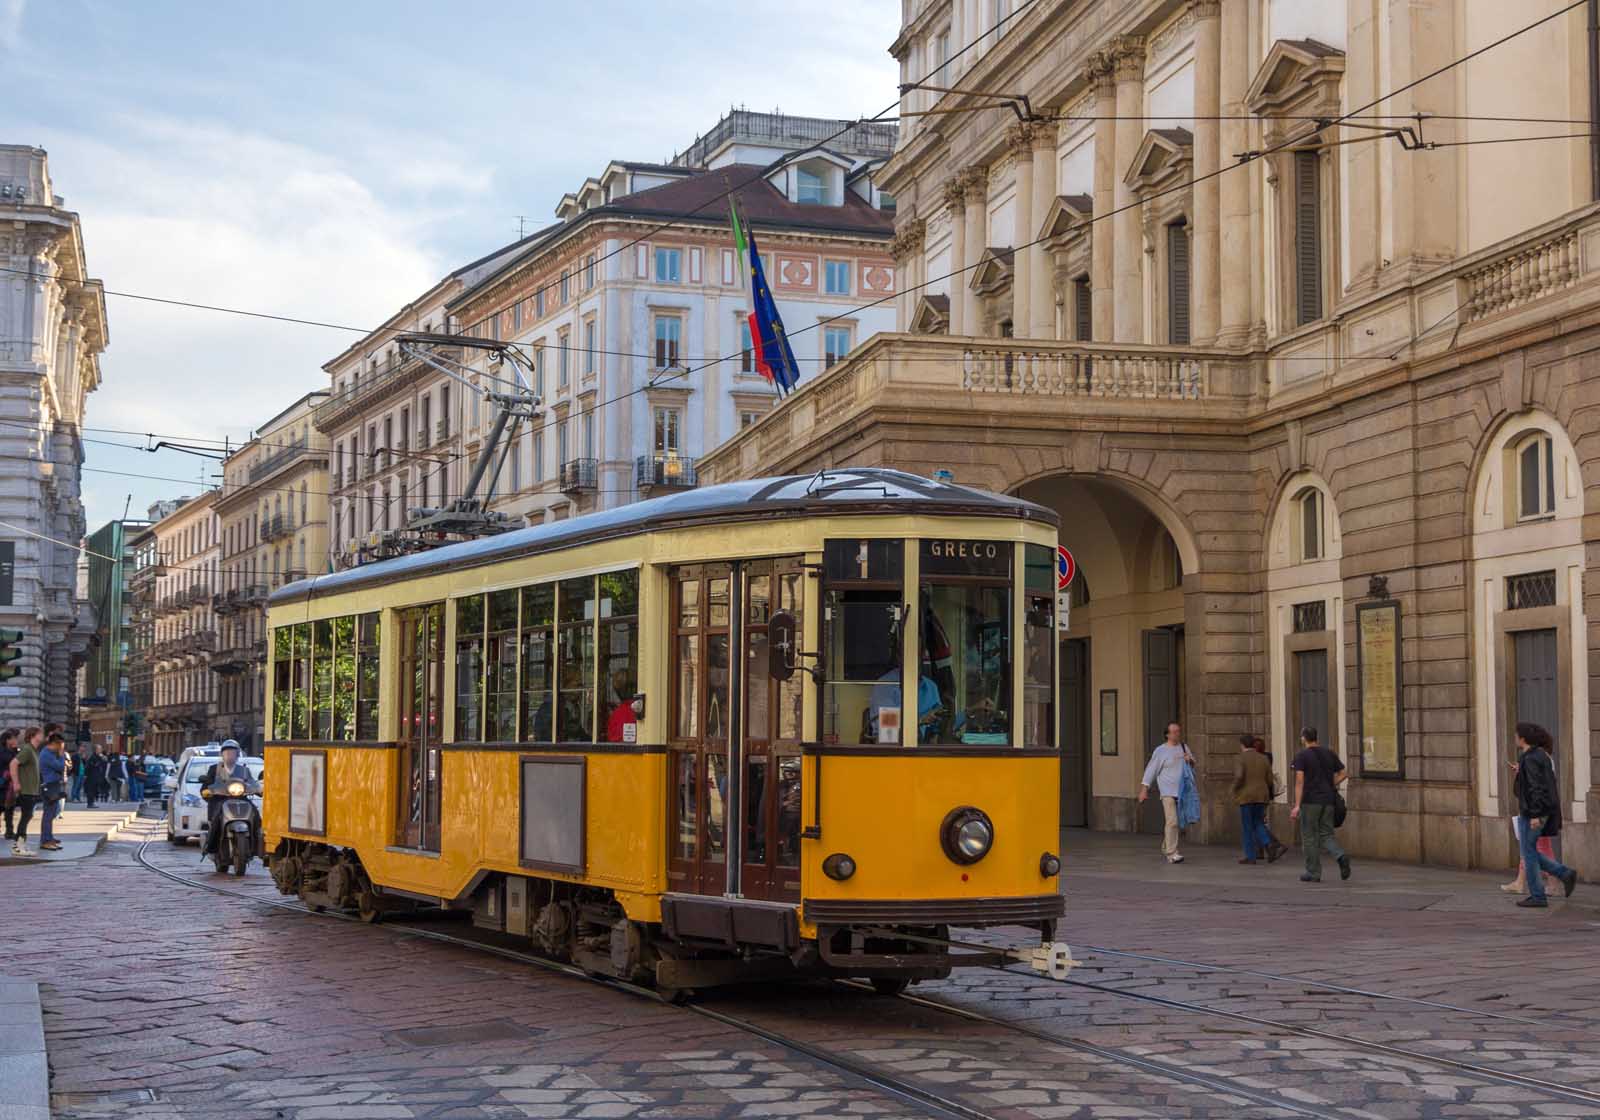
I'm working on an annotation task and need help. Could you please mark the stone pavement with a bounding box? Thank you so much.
[0,802,142,866]
[0,973,48,1120]
[6,819,1600,1118]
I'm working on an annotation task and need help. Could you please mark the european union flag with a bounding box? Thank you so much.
[747,231,802,394]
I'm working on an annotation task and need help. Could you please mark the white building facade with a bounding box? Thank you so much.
[0,146,106,726]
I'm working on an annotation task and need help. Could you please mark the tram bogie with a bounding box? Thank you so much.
[262,470,1065,990]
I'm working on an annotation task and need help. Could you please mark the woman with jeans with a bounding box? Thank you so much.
[37,733,67,852]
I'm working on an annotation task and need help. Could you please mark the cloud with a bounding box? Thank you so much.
[0,0,23,51]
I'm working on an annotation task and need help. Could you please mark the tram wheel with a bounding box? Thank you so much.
[658,986,693,1005]
[869,978,910,997]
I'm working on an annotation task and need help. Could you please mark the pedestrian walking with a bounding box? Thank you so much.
[68,746,86,803]
[37,733,68,851]
[1136,722,1196,864]
[128,754,146,803]
[85,746,107,809]
[1510,722,1579,908]
[106,751,128,802]
[8,727,43,857]
[1232,734,1285,864]
[1290,726,1351,882]
[0,728,18,840]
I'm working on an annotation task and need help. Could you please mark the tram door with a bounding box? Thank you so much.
[396,603,445,851]
[668,566,734,895]
[740,559,805,901]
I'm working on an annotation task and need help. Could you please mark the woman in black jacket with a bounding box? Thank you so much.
[1512,722,1579,908]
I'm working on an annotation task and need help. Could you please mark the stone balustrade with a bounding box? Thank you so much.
[1461,227,1581,323]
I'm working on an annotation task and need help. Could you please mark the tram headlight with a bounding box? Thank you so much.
[1040,851,1061,878]
[822,852,856,881]
[940,807,994,866]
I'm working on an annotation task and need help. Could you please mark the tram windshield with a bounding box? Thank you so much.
[919,539,1012,745]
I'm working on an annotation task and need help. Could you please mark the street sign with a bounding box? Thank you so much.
[0,541,12,606]
[1056,546,1076,591]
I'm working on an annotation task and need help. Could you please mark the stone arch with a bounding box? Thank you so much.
[1007,464,1203,578]
[1466,407,1588,838]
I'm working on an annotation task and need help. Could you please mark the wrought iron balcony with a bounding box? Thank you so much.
[559,458,599,494]
[636,454,698,491]
[211,641,264,674]
[248,436,318,484]
[259,514,292,542]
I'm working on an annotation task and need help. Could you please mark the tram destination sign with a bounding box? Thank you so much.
[921,539,1012,578]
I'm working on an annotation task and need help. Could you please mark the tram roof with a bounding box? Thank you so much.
[270,468,1057,607]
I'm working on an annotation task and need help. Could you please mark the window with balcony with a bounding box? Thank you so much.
[1167,218,1190,345]
[824,325,852,368]
[584,319,597,375]
[1294,150,1322,327]
[558,330,571,387]
[824,260,850,295]
[583,411,595,458]
[535,345,546,396]
[653,407,681,455]
[557,418,568,465]
[533,430,545,483]
[654,247,683,283]
[400,406,410,451]
[654,316,681,369]
[440,386,450,438]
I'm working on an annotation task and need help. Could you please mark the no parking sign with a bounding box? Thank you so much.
[1056,546,1075,632]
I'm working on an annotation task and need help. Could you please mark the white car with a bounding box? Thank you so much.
[167,754,264,845]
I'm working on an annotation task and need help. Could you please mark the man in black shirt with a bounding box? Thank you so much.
[1512,722,1578,908]
[1290,726,1351,883]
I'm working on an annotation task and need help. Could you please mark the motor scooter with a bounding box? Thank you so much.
[202,776,262,876]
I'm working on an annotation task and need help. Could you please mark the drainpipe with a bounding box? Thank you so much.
[1590,0,1600,198]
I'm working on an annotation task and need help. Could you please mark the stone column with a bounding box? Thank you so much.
[945,177,969,336]
[1385,0,1458,280]
[963,166,988,336]
[894,219,926,328]
[1217,0,1251,345]
[1029,125,1059,339]
[1090,54,1117,341]
[1111,35,1146,343]
[1190,0,1222,344]
[1009,124,1035,337]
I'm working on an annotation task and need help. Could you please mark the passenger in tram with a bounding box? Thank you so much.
[867,665,941,743]
[604,671,641,743]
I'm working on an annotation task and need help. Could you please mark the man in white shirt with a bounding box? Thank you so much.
[1137,721,1195,863]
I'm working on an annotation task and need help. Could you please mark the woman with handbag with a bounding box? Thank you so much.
[7,726,42,857]
[37,732,68,851]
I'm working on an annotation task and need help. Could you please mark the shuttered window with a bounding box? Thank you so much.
[1167,219,1190,345]
[1294,150,1322,326]
[1073,275,1092,341]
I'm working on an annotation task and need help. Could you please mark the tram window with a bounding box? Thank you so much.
[291,623,312,740]
[486,590,519,742]
[332,615,355,740]
[519,584,555,743]
[558,577,596,742]
[821,538,904,746]
[271,626,292,740]
[355,612,380,741]
[1023,543,1056,749]
[599,570,639,743]
[312,619,334,740]
[919,540,1013,746]
[455,595,485,742]
[776,571,804,741]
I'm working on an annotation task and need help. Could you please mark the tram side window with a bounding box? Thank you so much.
[558,577,596,742]
[455,595,485,741]
[600,570,640,742]
[355,613,381,740]
[520,584,555,742]
[312,619,334,739]
[1023,544,1056,749]
[486,590,519,741]
[291,623,312,740]
[271,626,292,740]
[332,616,356,739]
[821,539,904,746]
[919,539,1012,745]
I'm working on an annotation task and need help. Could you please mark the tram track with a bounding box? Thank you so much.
[132,833,1345,1119]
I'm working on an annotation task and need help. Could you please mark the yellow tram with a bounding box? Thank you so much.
[263,468,1066,991]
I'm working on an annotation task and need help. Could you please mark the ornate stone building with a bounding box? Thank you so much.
[139,492,222,754]
[0,146,105,727]
[702,0,1600,872]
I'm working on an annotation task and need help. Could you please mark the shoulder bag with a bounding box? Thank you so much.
[41,780,65,803]
[1321,748,1348,827]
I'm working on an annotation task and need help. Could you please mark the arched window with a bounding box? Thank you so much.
[1517,434,1555,520]
[1295,487,1324,561]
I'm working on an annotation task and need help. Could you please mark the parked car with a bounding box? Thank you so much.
[142,759,177,806]
[167,753,263,845]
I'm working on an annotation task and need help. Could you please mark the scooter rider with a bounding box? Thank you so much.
[199,741,256,855]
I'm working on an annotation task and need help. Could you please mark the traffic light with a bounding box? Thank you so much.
[0,629,22,682]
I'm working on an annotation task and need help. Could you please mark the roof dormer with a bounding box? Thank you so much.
[555,192,580,221]
[767,150,854,206]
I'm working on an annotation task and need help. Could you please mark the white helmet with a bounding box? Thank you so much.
[220,739,240,752]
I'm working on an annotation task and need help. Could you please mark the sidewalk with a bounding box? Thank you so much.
[0,801,143,866]
[1061,827,1600,916]
[0,974,46,1120]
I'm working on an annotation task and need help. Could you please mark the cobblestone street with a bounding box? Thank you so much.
[5,822,1598,1119]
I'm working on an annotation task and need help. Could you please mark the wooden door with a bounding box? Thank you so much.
[739,559,804,901]
[1294,649,1329,746]
[667,565,734,896]
[1060,638,1090,828]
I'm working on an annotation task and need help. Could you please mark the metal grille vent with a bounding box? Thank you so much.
[1506,571,1557,610]
[1292,600,1326,633]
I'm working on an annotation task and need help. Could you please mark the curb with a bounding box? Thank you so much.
[0,974,47,1120]
[0,808,141,868]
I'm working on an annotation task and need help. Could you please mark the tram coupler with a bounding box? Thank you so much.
[1028,941,1078,980]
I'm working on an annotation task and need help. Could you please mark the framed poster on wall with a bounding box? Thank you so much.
[1099,689,1118,756]
[289,749,327,835]
[1356,600,1404,777]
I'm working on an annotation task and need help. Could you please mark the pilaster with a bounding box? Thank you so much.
[1090,53,1118,341]
[1029,126,1059,339]
[1111,34,1146,343]
[1190,0,1222,344]
[944,176,970,336]
[1008,124,1036,337]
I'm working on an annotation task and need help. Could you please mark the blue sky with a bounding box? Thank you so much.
[2,0,901,528]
